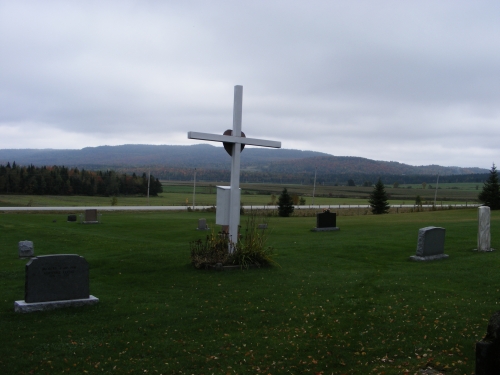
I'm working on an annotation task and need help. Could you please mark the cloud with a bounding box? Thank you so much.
[1,0,499,168]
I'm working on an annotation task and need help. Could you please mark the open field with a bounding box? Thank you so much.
[1,209,499,374]
[163,182,481,206]
[0,182,480,208]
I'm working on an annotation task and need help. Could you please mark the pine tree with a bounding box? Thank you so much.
[478,163,500,210]
[369,178,390,214]
[278,188,294,217]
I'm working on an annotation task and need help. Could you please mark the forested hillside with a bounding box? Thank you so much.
[0,145,325,170]
[0,144,490,186]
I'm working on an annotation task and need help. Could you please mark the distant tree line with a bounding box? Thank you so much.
[129,166,490,186]
[0,162,163,196]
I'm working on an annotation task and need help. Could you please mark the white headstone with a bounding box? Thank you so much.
[478,206,492,252]
[188,85,281,251]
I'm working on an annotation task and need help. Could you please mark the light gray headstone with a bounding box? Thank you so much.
[18,241,34,258]
[410,226,448,261]
[197,218,209,230]
[478,206,492,252]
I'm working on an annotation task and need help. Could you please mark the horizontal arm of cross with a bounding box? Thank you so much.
[188,131,281,148]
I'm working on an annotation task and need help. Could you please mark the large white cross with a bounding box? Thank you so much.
[188,85,281,250]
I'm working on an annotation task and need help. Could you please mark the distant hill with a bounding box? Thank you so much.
[0,144,489,183]
[0,144,326,170]
[264,155,487,176]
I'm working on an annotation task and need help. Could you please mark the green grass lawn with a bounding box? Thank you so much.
[1,209,498,374]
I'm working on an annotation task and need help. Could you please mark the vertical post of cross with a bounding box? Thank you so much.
[229,86,243,249]
[187,85,281,254]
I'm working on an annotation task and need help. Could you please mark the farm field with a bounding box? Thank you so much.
[0,182,480,208]
[0,208,498,374]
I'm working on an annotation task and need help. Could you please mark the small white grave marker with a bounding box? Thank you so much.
[188,85,281,251]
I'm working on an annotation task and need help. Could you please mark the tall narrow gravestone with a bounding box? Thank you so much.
[311,211,339,232]
[14,255,99,313]
[477,206,493,252]
[409,226,448,261]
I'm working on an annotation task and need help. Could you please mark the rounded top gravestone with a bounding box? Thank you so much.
[24,255,90,303]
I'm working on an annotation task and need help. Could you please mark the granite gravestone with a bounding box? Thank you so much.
[311,211,339,232]
[83,209,99,224]
[410,226,448,261]
[477,206,493,252]
[18,240,34,258]
[14,254,99,313]
[257,224,268,229]
[67,214,77,222]
[475,310,500,374]
[197,218,209,231]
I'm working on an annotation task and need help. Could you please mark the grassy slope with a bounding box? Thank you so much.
[0,209,498,374]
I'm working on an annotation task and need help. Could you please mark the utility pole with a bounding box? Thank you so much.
[433,174,439,206]
[147,169,150,205]
[312,166,317,206]
[192,168,197,209]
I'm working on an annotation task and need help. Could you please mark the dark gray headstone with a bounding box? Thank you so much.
[317,211,336,228]
[24,255,90,303]
[311,211,339,232]
[84,209,98,223]
[67,214,77,222]
[410,226,448,261]
[476,310,500,374]
[18,240,34,258]
[257,224,268,229]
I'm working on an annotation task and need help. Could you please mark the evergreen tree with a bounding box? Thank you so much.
[369,178,390,214]
[478,163,500,210]
[278,188,294,217]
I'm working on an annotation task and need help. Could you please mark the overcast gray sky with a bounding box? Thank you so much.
[1,1,499,169]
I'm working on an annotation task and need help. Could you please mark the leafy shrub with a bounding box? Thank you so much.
[189,215,276,269]
[228,216,276,269]
[189,232,230,269]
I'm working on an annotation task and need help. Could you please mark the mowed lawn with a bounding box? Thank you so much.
[0,208,499,374]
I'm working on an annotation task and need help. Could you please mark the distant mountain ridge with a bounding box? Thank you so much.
[0,144,488,176]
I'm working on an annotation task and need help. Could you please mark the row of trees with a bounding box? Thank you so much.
[368,164,500,214]
[276,164,500,216]
[0,162,163,196]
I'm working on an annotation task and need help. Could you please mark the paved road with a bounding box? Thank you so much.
[0,204,479,212]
